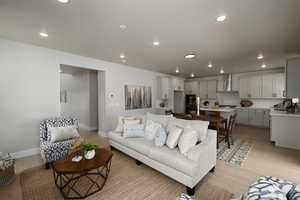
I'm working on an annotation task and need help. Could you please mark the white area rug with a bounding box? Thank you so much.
[217,139,254,166]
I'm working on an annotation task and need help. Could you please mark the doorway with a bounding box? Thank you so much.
[59,64,105,133]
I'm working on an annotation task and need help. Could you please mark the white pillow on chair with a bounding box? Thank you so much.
[48,125,80,143]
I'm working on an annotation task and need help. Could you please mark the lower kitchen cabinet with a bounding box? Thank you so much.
[237,108,270,128]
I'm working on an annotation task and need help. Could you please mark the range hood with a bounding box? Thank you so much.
[217,74,239,93]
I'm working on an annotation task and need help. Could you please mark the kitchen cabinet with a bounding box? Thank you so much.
[184,81,199,95]
[236,108,249,125]
[262,74,273,98]
[272,73,284,98]
[172,78,184,91]
[207,80,217,99]
[237,108,270,127]
[199,80,217,99]
[240,72,284,99]
[249,109,264,127]
[199,80,208,99]
[249,76,262,98]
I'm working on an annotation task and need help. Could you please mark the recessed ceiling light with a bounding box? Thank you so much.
[175,68,179,73]
[220,69,225,74]
[261,63,266,68]
[122,60,127,63]
[208,62,213,68]
[39,32,48,37]
[57,0,70,3]
[120,54,125,59]
[153,41,160,46]
[216,15,226,22]
[190,73,195,78]
[119,24,127,30]
[257,54,264,60]
[185,54,196,59]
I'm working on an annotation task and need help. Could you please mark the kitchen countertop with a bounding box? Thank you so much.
[270,109,300,118]
[236,106,271,110]
[200,107,236,112]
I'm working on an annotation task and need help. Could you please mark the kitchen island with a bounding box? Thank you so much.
[199,107,236,122]
[270,109,300,150]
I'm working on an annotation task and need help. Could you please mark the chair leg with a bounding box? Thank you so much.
[45,163,50,169]
[186,186,195,196]
[210,166,215,173]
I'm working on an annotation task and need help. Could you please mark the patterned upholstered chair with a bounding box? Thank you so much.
[40,117,80,168]
[232,176,300,200]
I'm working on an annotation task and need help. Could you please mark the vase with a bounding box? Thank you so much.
[84,150,95,160]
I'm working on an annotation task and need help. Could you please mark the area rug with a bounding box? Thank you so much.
[20,151,233,200]
[217,139,254,167]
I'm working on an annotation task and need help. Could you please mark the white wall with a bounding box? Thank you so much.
[0,38,173,153]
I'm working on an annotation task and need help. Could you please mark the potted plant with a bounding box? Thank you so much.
[81,143,98,160]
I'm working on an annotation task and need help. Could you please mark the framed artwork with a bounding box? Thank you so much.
[125,85,152,110]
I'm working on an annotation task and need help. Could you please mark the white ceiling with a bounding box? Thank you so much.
[1,0,300,77]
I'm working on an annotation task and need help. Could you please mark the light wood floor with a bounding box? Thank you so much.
[1,126,300,199]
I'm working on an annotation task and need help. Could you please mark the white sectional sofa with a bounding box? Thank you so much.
[108,116,217,195]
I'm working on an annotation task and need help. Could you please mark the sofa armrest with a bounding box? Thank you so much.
[187,129,217,162]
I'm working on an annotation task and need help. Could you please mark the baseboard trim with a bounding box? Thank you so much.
[98,130,107,137]
[79,123,98,131]
[11,147,40,159]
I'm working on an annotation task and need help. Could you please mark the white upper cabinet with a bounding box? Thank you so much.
[249,75,262,98]
[185,81,199,95]
[199,80,217,99]
[172,78,184,91]
[262,74,273,98]
[240,72,285,99]
[239,77,250,98]
[207,80,217,99]
[272,73,285,98]
[199,80,208,99]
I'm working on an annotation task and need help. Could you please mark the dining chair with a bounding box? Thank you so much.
[217,113,237,149]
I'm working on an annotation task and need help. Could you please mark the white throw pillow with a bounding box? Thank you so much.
[166,125,183,149]
[48,125,80,143]
[115,116,136,133]
[178,125,198,155]
[144,120,162,140]
[146,112,173,128]
[188,120,209,142]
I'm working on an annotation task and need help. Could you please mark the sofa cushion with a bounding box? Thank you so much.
[126,138,154,155]
[146,112,173,128]
[149,146,198,177]
[108,131,129,147]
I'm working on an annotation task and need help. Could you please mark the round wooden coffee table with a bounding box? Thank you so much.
[52,148,113,199]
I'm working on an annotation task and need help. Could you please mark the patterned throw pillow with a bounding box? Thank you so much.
[123,124,145,138]
[154,127,167,147]
[246,176,300,200]
[144,120,162,140]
